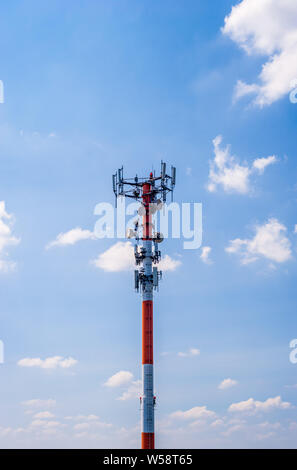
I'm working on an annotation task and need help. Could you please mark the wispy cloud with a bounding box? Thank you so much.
[18,356,78,369]
[33,411,55,419]
[252,156,277,174]
[285,384,297,389]
[22,399,56,409]
[73,418,112,430]
[0,201,20,272]
[200,246,212,264]
[46,227,96,249]
[207,136,277,194]
[178,348,200,358]
[65,414,101,421]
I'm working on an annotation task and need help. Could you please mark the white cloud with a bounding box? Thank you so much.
[66,414,101,421]
[46,227,96,249]
[211,419,225,428]
[258,421,281,430]
[233,80,260,101]
[1,395,294,447]
[17,356,77,369]
[285,384,297,390]
[73,422,90,431]
[207,136,275,194]
[92,242,180,273]
[226,218,292,264]
[294,225,297,234]
[228,396,291,414]
[73,419,112,431]
[218,378,238,390]
[222,424,243,437]
[222,0,297,107]
[0,201,20,272]
[104,370,142,401]
[81,414,100,421]
[104,370,133,388]
[22,399,56,408]
[0,427,13,437]
[33,411,55,419]
[207,136,250,194]
[117,380,142,401]
[92,242,134,272]
[256,431,276,441]
[200,246,212,264]
[252,156,277,174]
[30,419,62,429]
[178,348,200,358]
[171,406,216,421]
[158,254,181,271]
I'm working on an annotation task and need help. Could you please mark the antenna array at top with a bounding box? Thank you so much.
[112,161,176,206]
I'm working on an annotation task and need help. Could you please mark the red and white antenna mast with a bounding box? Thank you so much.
[112,161,176,449]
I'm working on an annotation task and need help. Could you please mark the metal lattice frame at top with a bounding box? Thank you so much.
[112,161,176,450]
[112,161,176,206]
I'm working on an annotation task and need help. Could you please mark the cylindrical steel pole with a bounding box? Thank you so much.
[141,181,155,449]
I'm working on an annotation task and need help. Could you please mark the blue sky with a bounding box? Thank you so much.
[0,0,297,448]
